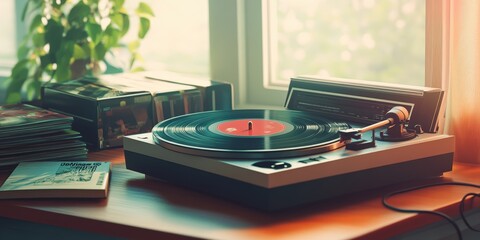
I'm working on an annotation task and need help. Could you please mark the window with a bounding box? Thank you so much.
[108,0,209,77]
[0,1,439,108]
[0,0,18,75]
[265,0,426,87]
[136,0,209,77]
[212,0,431,107]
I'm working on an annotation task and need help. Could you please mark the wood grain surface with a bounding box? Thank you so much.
[0,148,479,239]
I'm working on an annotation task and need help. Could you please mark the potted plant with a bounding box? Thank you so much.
[4,0,154,104]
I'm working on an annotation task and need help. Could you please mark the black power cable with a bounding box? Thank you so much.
[382,182,480,240]
[459,192,480,233]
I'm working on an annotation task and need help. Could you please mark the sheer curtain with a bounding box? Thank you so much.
[444,1,480,164]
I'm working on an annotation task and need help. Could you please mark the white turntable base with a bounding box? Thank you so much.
[124,133,454,211]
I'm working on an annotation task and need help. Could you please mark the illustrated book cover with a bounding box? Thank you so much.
[0,161,111,199]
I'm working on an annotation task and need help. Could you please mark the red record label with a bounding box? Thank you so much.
[217,119,286,136]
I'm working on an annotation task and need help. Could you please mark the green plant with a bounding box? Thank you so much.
[4,0,154,104]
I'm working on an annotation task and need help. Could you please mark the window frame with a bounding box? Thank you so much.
[209,0,446,108]
[0,0,27,76]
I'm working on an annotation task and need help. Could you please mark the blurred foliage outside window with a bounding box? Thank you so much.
[268,0,425,87]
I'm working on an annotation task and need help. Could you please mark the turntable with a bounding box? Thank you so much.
[124,77,454,211]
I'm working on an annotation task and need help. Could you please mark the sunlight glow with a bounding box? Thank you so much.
[269,0,425,86]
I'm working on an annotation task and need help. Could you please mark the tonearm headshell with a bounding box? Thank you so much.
[339,106,418,150]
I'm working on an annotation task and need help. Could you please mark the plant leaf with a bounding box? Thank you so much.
[120,13,130,37]
[111,0,126,11]
[17,44,30,59]
[130,66,145,72]
[45,19,64,63]
[73,44,88,59]
[55,41,75,81]
[22,0,42,21]
[25,79,42,101]
[138,17,150,39]
[110,13,124,31]
[32,31,45,48]
[5,60,31,103]
[21,0,30,21]
[128,40,140,52]
[10,60,30,85]
[135,2,155,18]
[55,61,72,82]
[86,23,102,45]
[6,92,22,104]
[68,1,90,26]
[102,27,120,49]
[40,54,52,68]
[29,14,43,32]
[93,42,107,60]
[65,27,88,41]
[52,0,67,7]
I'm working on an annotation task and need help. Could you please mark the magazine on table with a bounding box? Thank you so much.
[0,161,111,199]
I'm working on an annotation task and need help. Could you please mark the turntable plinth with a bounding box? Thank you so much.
[124,131,454,211]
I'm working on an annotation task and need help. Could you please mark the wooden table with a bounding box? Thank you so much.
[1,148,480,239]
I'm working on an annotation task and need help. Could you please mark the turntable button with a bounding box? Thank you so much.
[252,161,291,170]
[299,156,326,164]
[299,159,315,164]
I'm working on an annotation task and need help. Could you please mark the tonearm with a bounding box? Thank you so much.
[338,106,417,150]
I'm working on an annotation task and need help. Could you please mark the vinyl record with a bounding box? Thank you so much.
[152,109,350,159]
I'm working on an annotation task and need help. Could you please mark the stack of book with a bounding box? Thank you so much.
[0,103,88,167]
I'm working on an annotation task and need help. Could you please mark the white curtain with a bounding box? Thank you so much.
[445,1,480,164]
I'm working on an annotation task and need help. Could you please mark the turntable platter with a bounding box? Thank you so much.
[152,109,350,159]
